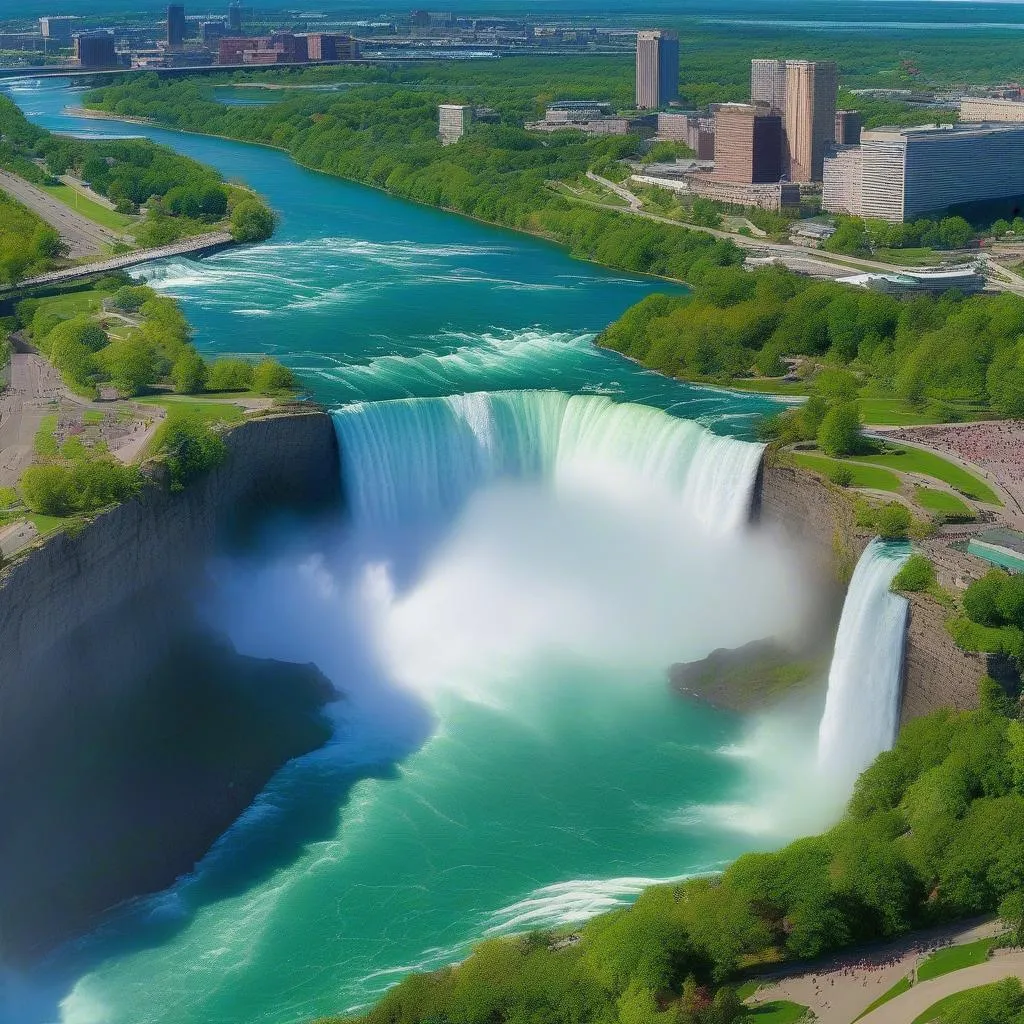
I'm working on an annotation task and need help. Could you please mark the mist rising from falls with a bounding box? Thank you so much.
[817,539,911,792]
[334,391,765,534]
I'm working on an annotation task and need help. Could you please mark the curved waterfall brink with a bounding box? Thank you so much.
[333,391,765,533]
[817,539,911,791]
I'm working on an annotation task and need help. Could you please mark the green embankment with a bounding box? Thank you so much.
[742,1000,808,1023]
[852,444,1000,505]
[855,976,913,1020]
[917,937,998,983]
[913,487,975,520]
[41,182,136,233]
[792,452,902,491]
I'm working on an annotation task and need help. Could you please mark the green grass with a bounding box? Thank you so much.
[138,395,245,423]
[28,513,70,536]
[29,286,109,325]
[742,1000,809,1024]
[41,183,135,233]
[916,937,998,983]
[82,410,104,425]
[792,452,903,491]
[736,980,761,1000]
[873,246,944,266]
[854,975,913,1021]
[34,413,58,457]
[852,442,1001,505]
[709,377,810,396]
[909,981,1003,1024]
[914,486,975,520]
[858,397,944,426]
[947,615,1022,656]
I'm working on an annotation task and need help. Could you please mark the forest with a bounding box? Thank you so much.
[317,689,1024,1024]
[0,96,274,252]
[0,190,63,285]
[598,267,1024,422]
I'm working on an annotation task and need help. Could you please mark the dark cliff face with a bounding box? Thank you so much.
[0,412,343,962]
[753,456,984,725]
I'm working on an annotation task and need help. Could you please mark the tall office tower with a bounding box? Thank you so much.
[834,109,862,145]
[227,2,242,32]
[714,103,783,182]
[166,4,186,48]
[635,29,679,110]
[39,16,75,41]
[74,30,116,67]
[750,59,787,114]
[439,104,473,145]
[784,60,838,182]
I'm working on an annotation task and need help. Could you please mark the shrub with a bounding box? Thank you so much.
[171,348,208,394]
[252,358,295,394]
[817,400,862,457]
[964,570,1010,627]
[20,459,140,516]
[230,198,276,242]
[153,410,226,489]
[829,464,854,487]
[206,357,254,392]
[892,554,935,593]
[111,285,150,313]
[875,501,912,540]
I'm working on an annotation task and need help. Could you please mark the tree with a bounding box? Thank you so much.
[252,358,295,394]
[964,570,1009,627]
[153,411,226,489]
[100,334,158,397]
[817,400,862,457]
[171,348,208,394]
[230,198,276,242]
[874,501,912,540]
[891,554,935,592]
[206,357,254,392]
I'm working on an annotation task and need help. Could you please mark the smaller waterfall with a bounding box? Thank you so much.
[817,539,911,792]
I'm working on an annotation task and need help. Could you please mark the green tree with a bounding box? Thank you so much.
[817,401,862,457]
[100,334,158,397]
[230,198,276,242]
[874,501,912,540]
[171,348,208,394]
[153,410,227,489]
[206,357,254,392]
[891,554,935,593]
[252,358,295,394]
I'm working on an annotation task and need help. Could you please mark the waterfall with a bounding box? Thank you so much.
[332,391,764,533]
[817,539,911,791]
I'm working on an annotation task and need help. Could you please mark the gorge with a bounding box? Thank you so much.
[0,77,963,1024]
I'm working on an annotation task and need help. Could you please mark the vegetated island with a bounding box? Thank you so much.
[0,94,275,288]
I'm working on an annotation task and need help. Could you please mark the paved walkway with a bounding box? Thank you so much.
[0,168,124,258]
[857,949,1024,1024]
[749,919,1003,1024]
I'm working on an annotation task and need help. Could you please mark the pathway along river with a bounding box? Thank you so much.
[4,79,833,1024]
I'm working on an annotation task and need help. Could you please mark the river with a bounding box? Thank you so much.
[3,79,830,1024]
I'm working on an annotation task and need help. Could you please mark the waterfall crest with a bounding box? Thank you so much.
[817,539,911,790]
[333,391,764,533]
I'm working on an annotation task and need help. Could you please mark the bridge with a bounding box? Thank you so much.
[0,231,234,295]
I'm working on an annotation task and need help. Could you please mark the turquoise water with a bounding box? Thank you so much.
[2,81,831,1024]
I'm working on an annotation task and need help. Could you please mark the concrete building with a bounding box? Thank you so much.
[527,113,654,137]
[227,1,242,32]
[74,30,116,67]
[305,33,359,60]
[635,30,679,110]
[834,109,862,145]
[654,111,691,140]
[856,122,1024,222]
[439,104,473,145]
[166,4,186,48]
[545,100,614,122]
[218,35,265,62]
[713,102,782,183]
[960,96,1024,123]
[687,116,715,160]
[688,175,800,211]
[822,145,863,215]
[200,20,226,43]
[750,58,787,113]
[39,16,76,41]
[270,31,307,62]
[784,60,838,182]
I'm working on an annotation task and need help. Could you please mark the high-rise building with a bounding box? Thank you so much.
[200,20,226,43]
[822,146,863,215]
[39,16,76,41]
[860,123,1024,222]
[635,30,679,110]
[166,4,186,48]
[714,102,783,183]
[834,109,862,145]
[227,2,242,32]
[74,30,116,67]
[439,104,473,145]
[784,60,838,182]
[750,59,787,114]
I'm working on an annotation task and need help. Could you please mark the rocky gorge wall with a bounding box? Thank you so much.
[753,456,986,724]
[0,410,343,960]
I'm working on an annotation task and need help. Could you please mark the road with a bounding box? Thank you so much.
[856,949,1024,1024]
[0,168,126,258]
[584,172,1024,292]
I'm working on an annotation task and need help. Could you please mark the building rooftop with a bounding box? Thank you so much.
[864,121,1024,142]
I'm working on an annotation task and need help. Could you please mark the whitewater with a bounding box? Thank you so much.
[2,80,910,1024]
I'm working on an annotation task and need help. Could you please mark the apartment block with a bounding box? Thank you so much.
[784,60,838,182]
[713,103,783,183]
[635,29,679,110]
[822,145,863,215]
[834,109,862,145]
[960,97,1024,123]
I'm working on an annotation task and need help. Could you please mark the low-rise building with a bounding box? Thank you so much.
[960,96,1024,123]
[838,267,986,294]
[633,172,799,211]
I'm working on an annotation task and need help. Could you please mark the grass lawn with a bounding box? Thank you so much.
[28,513,71,536]
[708,377,809,396]
[736,980,761,1000]
[854,976,913,1020]
[29,286,110,323]
[792,452,902,491]
[873,246,944,266]
[82,410,104,425]
[34,413,58,457]
[914,486,975,520]
[742,1000,809,1024]
[41,183,136,233]
[909,981,1003,1024]
[138,395,245,423]
[852,442,1001,505]
[858,397,945,427]
[916,937,998,983]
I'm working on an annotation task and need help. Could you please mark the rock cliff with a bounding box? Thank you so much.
[0,410,343,961]
[753,455,986,724]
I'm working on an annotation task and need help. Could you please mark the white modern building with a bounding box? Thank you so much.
[822,145,863,216]
[438,104,473,145]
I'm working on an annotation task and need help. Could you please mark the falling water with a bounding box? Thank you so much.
[817,539,911,790]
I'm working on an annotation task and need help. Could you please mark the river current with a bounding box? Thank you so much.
[4,80,831,1024]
